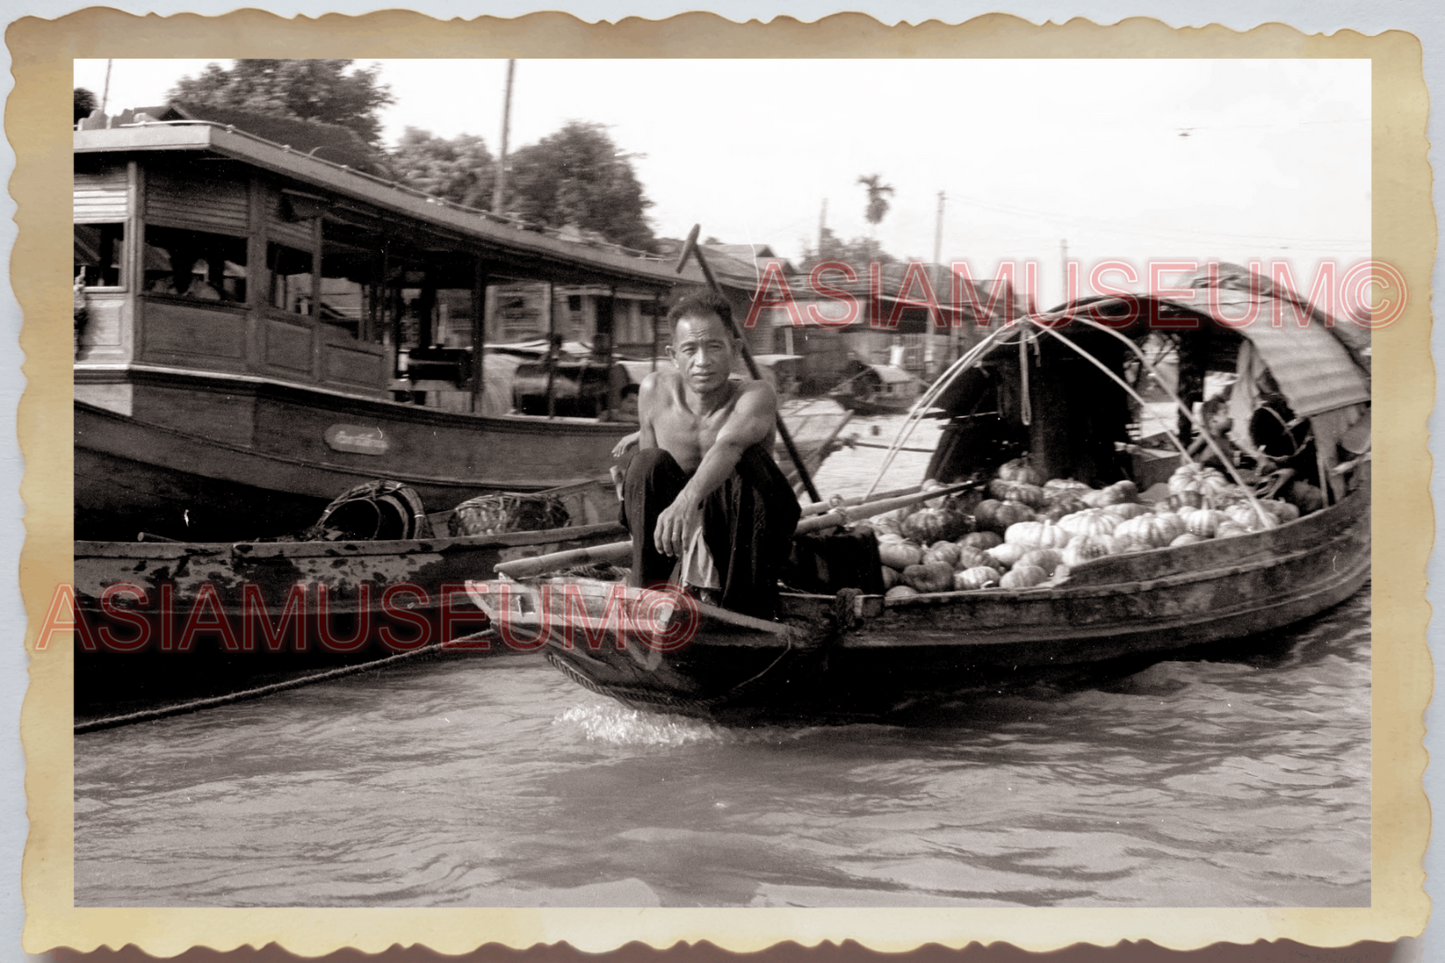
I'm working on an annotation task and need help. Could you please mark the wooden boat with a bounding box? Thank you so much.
[71,400,851,720]
[829,361,924,416]
[74,394,637,541]
[468,283,1372,721]
[74,118,695,542]
[70,479,621,716]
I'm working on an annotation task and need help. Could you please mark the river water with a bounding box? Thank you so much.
[73,409,1371,908]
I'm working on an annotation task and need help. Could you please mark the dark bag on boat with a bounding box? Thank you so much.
[786,531,885,596]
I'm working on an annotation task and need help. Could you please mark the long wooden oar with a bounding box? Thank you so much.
[800,484,917,517]
[494,479,976,580]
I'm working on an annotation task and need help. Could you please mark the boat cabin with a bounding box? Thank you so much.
[73,120,693,540]
[74,120,684,417]
[925,284,1371,510]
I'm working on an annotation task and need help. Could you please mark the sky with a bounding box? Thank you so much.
[74,58,1370,307]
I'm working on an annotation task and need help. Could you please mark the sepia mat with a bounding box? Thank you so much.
[11,9,1434,958]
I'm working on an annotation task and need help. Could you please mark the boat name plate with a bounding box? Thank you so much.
[324,424,390,455]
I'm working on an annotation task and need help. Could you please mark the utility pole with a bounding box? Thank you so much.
[928,190,945,375]
[492,60,516,216]
[1060,238,1069,308]
[817,197,827,256]
[100,59,113,115]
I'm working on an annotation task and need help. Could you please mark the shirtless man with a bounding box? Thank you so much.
[619,292,801,618]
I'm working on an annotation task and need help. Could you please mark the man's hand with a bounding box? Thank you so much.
[612,431,640,459]
[654,495,703,558]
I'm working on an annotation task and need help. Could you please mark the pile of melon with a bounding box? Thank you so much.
[872,457,1302,601]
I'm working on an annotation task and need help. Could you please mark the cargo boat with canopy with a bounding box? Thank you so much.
[467,271,1372,720]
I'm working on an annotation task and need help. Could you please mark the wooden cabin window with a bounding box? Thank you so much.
[143,225,248,303]
[74,223,125,288]
[319,218,395,342]
[268,242,315,315]
[433,287,476,349]
[319,243,371,340]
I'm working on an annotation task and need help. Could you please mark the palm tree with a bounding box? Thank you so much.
[857,173,895,255]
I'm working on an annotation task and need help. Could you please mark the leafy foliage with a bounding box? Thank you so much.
[74,87,98,123]
[167,60,394,145]
[391,127,497,209]
[799,226,897,271]
[857,173,895,229]
[505,122,656,251]
[386,121,656,251]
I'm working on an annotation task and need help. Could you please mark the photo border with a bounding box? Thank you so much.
[12,9,1433,956]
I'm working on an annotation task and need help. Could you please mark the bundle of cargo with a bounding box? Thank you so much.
[869,456,1315,598]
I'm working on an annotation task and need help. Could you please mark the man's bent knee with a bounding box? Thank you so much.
[628,447,680,477]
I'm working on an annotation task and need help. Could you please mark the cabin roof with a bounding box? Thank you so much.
[698,244,798,293]
[112,102,384,174]
[1073,291,1371,418]
[74,123,700,293]
[708,243,779,260]
[1190,292,1371,417]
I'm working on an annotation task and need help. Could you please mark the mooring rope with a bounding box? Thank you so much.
[74,630,498,734]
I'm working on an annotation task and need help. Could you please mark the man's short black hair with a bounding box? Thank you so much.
[665,291,734,334]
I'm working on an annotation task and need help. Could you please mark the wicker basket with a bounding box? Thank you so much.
[449,492,571,537]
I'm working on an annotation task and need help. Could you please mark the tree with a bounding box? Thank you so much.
[506,122,656,251]
[799,226,896,271]
[167,60,394,145]
[389,127,497,209]
[74,87,97,124]
[857,173,895,237]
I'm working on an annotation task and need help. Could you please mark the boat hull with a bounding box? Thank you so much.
[537,482,1370,721]
[73,518,625,720]
[75,371,634,540]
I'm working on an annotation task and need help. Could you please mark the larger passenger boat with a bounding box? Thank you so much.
[74,118,693,542]
[468,279,1372,721]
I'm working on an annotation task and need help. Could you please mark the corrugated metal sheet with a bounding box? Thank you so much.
[1192,290,1370,417]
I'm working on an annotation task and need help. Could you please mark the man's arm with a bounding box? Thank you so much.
[636,373,660,451]
[653,381,778,557]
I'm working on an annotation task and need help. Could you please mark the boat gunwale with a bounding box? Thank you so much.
[762,482,1369,616]
[75,369,643,436]
[73,518,626,561]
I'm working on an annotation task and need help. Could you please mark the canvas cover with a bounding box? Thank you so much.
[1193,288,1371,418]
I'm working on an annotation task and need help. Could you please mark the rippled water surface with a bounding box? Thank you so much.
[74,410,1371,908]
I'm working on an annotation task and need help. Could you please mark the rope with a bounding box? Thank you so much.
[1254,403,1313,459]
[1036,313,1275,527]
[74,630,498,734]
[1019,331,1032,426]
[862,323,1018,498]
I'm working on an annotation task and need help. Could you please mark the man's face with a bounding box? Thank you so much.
[669,312,735,394]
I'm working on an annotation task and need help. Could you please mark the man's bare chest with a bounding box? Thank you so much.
[655,405,730,451]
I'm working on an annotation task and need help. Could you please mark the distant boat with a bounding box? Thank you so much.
[829,361,924,415]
